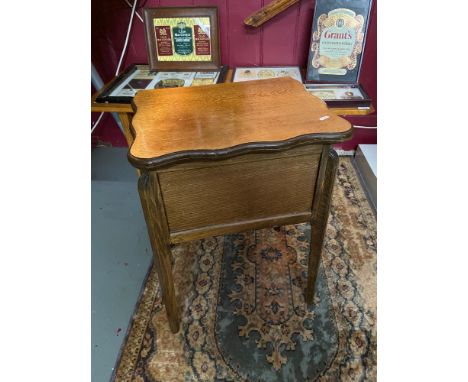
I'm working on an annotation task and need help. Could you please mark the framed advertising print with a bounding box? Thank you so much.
[306,0,372,83]
[305,83,371,108]
[95,64,228,104]
[233,66,303,83]
[143,7,221,71]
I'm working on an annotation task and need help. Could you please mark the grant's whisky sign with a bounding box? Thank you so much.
[306,0,372,83]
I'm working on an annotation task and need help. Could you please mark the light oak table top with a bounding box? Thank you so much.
[129,77,352,169]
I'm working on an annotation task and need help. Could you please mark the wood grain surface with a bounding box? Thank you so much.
[129,77,352,168]
[138,172,180,333]
[306,146,338,304]
[159,146,321,233]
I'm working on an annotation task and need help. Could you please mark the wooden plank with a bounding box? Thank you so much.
[329,105,375,116]
[170,212,311,243]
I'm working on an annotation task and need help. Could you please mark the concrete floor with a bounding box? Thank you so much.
[91,148,152,382]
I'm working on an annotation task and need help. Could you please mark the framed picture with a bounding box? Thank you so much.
[233,66,303,83]
[143,7,221,71]
[95,64,228,104]
[305,0,373,83]
[304,83,371,108]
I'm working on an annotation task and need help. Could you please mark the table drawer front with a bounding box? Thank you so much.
[158,153,321,233]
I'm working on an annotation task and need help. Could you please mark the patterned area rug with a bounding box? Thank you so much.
[112,157,377,382]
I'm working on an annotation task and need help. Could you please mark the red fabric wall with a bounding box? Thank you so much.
[92,0,377,149]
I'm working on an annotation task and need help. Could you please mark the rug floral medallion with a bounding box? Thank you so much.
[113,158,377,382]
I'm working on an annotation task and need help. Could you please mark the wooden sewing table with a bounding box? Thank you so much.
[128,77,352,333]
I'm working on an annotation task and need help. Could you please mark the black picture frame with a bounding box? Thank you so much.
[95,64,229,104]
[305,83,371,108]
[305,0,373,84]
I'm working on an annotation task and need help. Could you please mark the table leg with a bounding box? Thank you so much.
[117,112,141,176]
[306,147,338,305]
[117,112,135,148]
[138,172,180,333]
